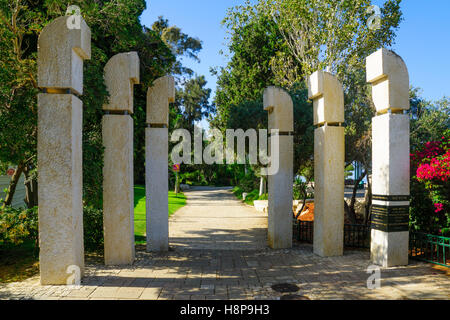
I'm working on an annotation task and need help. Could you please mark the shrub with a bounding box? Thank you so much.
[244,189,260,204]
[258,193,268,200]
[0,205,104,252]
[238,171,259,193]
[410,129,450,235]
[180,170,208,186]
[232,186,244,198]
[293,177,314,201]
[83,206,104,252]
[0,206,38,247]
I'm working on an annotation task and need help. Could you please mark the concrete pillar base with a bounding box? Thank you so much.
[371,229,409,267]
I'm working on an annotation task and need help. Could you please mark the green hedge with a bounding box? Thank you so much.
[83,206,103,252]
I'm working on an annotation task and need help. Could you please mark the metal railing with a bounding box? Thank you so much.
[292,220,371,248]
[293,220,450,268]
[293,220,314,243]
[344,223,371,248]
[409,232,450,268]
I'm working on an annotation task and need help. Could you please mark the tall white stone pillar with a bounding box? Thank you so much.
[102,52,140,265]
[308,71,345,257]
[366,48,410,267]
[263,87,294,249]
[146,76,175,251]
[37,16,91,284]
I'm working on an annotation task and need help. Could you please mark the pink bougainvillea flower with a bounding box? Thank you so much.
[434,203,444,213]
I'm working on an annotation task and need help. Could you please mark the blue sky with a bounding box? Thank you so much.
[141,0,450,104]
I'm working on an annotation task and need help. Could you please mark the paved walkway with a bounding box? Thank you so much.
[1,187,449,300]
[169,186,267,250]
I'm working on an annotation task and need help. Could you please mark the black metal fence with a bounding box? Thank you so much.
[292,220,371,248]
[293,220,450,268]
[293,220,314,243]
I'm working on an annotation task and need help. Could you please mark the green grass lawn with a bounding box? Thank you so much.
[134,185,186,244]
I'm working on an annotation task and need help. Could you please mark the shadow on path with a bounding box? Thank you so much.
[168,186,268,250]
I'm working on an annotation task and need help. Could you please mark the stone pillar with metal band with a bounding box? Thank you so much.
[308,70,345,257]
[37,16,91,284]
[102,52,140,265]
[263,86,294,249]
[366,48,410,267]
[146,76,175,252]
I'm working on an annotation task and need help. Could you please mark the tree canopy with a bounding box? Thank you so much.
[0,0,204,207]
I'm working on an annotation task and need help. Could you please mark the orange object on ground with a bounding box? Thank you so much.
[297,203,314,221]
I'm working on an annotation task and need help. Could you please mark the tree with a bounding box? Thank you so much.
[410,88,450,152]
[0,0,41,207]
[151,16,202,79]
[0,0,181,207]
[133,17,205,184]
[212,9,295,130]
[169,76,220,187]
[174,75,213,134]
[263,0,403,83]
[214,0,403,223]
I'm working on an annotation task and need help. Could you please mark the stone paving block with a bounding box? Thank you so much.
[127,277,153,288]
[184,279,202,287]
[246,261,259,267]
[89,286,121,298]
[200,284,215,290]
[173,294,191,300]
[34,296,61,300]
[157,293,174,300]
[65,287,96,298]
[115,286,145,299]
[147,281,166,288]
[179,287,214,296]
[205,294,227,300]
[140,287,162,300]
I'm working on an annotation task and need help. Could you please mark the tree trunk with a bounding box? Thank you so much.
[344,200,356,224]
[295,187,308,220]
[364,175,372,225]
[344,170,367,224]
[259,176,266,196]
[174,173,180,194]
[23,165,38,208]
[2,163,25,208]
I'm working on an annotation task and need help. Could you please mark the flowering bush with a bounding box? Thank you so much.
[0,206,38,247]
[410,130,450,235]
